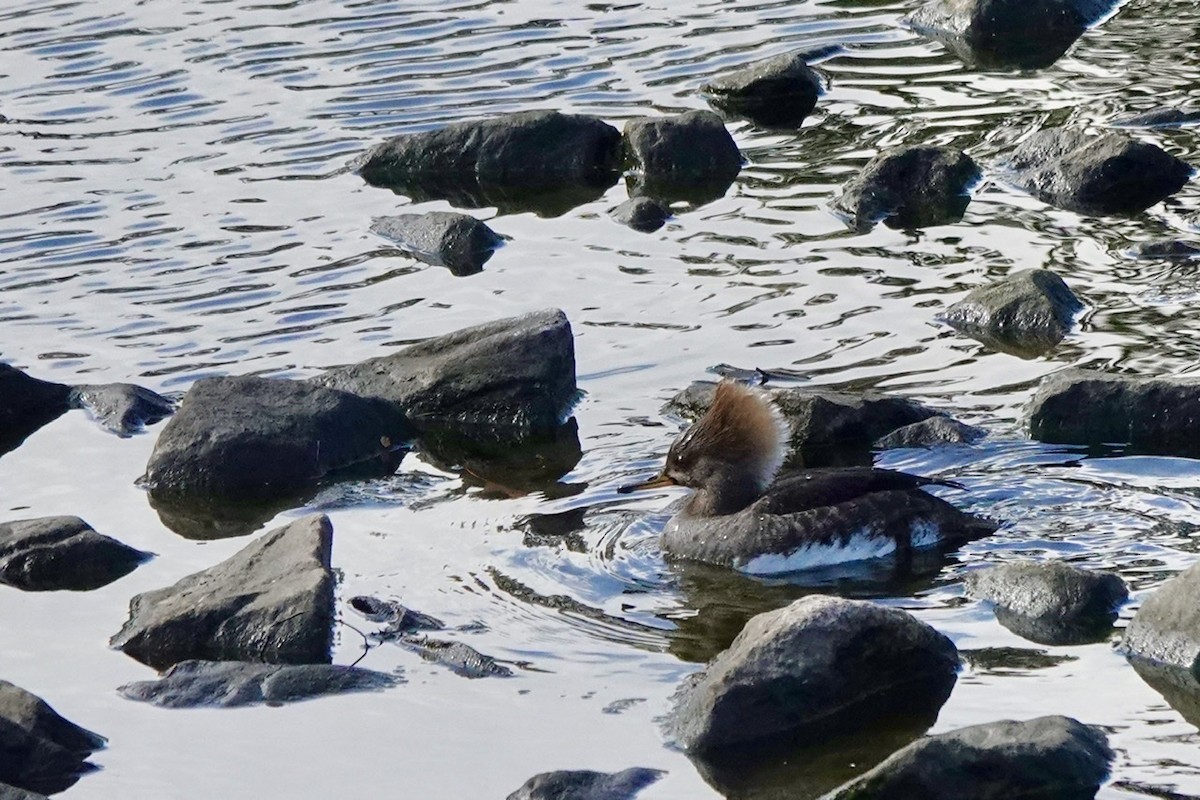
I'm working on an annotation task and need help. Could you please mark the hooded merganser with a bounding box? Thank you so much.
[618,381,995,574]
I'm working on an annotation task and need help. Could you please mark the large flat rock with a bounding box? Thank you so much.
[0,516,150,592]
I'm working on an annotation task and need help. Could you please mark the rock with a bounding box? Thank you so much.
[0,682,104,795]
[118,660,399,708]
[68,383,174,436]
[1123,559,1200,671]
[1127,657,1200,729]
[1001,128,1193,216]
[415,417,583,494]
[939,268,1084,358]
[611,197,671,233]
[369,212,504,276]
[833,146,980,231]
[0,682,105,757]
[874,417,985,449]
[313,309,576,438]
[0,364,71,458]
[664,595,958,757]
[0,516,150,592]
[701,51,823,127]
[1128,240,1200,259]
[141,375,412,504]
[399,636,513,678]
[356,111,622,217]
[506,768,664,800]
[348,596,445,638]
[821,715,1113,800]
[0,782,48,800]
[622,111,742,204]
[665,382,942,467]
[1028,369,1200,457]
[1112,107,1200,129]
[906,0,1116,70]
[965,562,1128,645]
[110,514,335,670]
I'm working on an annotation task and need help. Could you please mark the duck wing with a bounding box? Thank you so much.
[750,467,952,516]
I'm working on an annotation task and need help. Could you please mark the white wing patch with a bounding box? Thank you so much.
[735,520,945,576]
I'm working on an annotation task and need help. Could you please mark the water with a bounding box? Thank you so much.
[2,0,1200,796]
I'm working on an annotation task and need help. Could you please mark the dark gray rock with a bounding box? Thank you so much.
[833,146,980,231]
[1028,369,1200,457]
[110,514,335,670]
[399,636,513,678]
[1112,107,1200,129]
[141,375,412,504]
[1001,128,1193,216]
[0,516,150,592]
[415,417,583,494]
[118,660,400,708]
[0,682,103,795]
[1123,559,1200,671]
[965,562,1128,645]
[821,715,1113,800]
[611,197,671,233]
[313,308,576,438]
[1128,656,1200,729]
[348,596,445,638]
[369,212,503,276]
[906,0,1116,69]
[0,682,105,757]
[622,111,742,204]
[874,417,985,449]
[939,268,1084,358]
[701,51,823,127]
[506,768,664,800]
[69,383,174,436]
[0,782,48,800]
[357,111,622,217]
[1128,240,1200,259]
[0,364,71,458]
[664,595,959,757]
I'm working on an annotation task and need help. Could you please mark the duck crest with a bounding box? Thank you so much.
[684,381,790,492]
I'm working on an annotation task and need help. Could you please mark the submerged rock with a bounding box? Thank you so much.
[1123,559,1200,671]
[0,516,150,592]
[939,268,1084,358]
[119,660,399,708]
[1001,128,1193,216]
[664,595,958,758]
[369,212,504,276]
[357,110,622,217]
[0,364,71,458]
[1112,107,1200,129]
[506,768,664,800]
[1028,369,1200,457]
[622,111,742,204]
[833,146,980,231]
[110,514,335,670]
[701,51,823,127]
[0,681,104,795]
[1127,240,1200,259]
[965,562,1127,645]
[69,383,174,436]
[611,197,671,233]
[399,636,513,678]
[874,417,985,449]
[821,715,1113,800]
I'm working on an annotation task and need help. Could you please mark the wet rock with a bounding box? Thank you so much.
[874,417,985,449]
[357,111,622,217]
[1001,128,1193,216]
[506,768,664,800]
[399,636,513,678]
[369,212,503,277]
[622,111,742,204]
[141,375,412,504]
[821,715,1113,800]
[833,146,980,231]
[118,660,399,708]
[611,197,671,233]
[348,596,445,638]
[110,514,335,670]
[1128,240,1200,259]
[0,782,49,800]
[939,268,1084,358]
[0,681,104,795]
[906,0,1116,70]
[965,561,1128,645]
[416,417,583,495]
[314,309,576,438]
[665,382,941,467]
[1028,369,1200,457]
[962,647,1077,673]
[0,364,71,458]
[1123,559,1200,671]
[664,595,958,758]
[0,516,150,592]
[69,383,174,436]
[1112,107,1200,129]
[701,51,823,128]
[1127,657,1200,729]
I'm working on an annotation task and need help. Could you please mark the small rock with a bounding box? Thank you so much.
[399,636,513,678]
[0,516,150,592]
[0,682,104,795]
[664,595,958,757]
[1112,107,1200,129]
[833,146,980,231]
[369,212,503,276]
[1123,559,1200,671]
[118,660,399,708]
[110,514,335,670]
[874,417,986,449]
[348,596,445,637]
[506,768,664,800]
[0,364,71,458]
[1127,240,1200,259]
[1001,128,1193,216]
[821,715,1113,800]
[611,197,671,233]
[965,561,1128,645]
[622,111,742,204]
[701,51,823,127]
[939,268,1084,358]
[69,383,174,436]
[0,782,49,800]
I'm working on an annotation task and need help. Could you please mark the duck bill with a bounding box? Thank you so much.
[617,473,678,494]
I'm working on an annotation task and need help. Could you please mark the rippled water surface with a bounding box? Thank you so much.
[3,0,1200,797]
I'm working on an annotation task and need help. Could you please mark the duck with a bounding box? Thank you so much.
[618,380,995,575]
